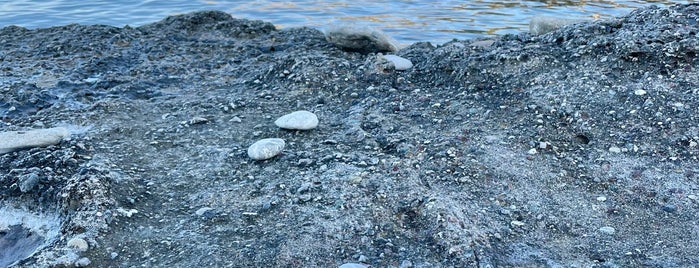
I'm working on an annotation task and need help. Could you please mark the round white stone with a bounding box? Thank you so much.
[274,111,318,130]
[67,237,89,252]
[634,89,647,96]
[247,138,285,160]
[382,55,413,70]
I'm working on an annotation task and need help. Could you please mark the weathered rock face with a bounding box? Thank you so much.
[1,5,698,268]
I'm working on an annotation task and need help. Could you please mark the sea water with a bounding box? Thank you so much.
[0,0,692,44]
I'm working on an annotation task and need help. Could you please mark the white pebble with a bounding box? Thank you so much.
[510,220,526,226]
[608,146,621,153]
[339,263,368,268]
[382,55,413,70]
[598,226,616,235]
[74,257,91,267]
[247,138,285,160]
[275,110,319,130]
[634,89,647,96]
[195,207,213,216]
[527,148,538,155]
[597,196,607,202]
[67,237,89,252]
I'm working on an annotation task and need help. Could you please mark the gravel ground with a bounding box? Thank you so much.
[1,4,698,268]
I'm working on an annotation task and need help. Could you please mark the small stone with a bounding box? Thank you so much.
[510,220,525,227]
[116,208,138,217]
[0,127,69,154]
[608,146,621,153]
[382,55,413,71]
[67,237,89,252]
[597,196,607,202]
[399,260,413,268]
[325,24,398,53]
[18,173,41,193]
[634,89,647,96]
[247,138,285,160]
[527,148,538,155]
[195,207,214,216]
[231,116,242,123]
[598,226,616,235]
[110,252,119,259]
[339,263,368,268]
[275,111,319,130]
[74,257,91,267]
[189,117,208,125]
[662,204,677,213]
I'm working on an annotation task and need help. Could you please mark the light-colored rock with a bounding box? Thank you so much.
[598,226,616,235]
[339,263,368,268]
[275,111,319,130]
[0,127,69,154]
[74,257,91,267]
[247,138,285,160]
[67,237,89,252]
[195,207,214,216]
[529,16,583,35]
[325,24,398,53]
[382,55,413,71]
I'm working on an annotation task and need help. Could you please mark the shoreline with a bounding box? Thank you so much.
[1,4,698,267]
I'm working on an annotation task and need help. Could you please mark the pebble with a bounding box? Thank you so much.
[597,196,607,202]
[74,257,91,267]
[195,207,214,216]
[0,127,69,154]
[662,204,677,213]
[634,89,647,96]
[339,263,368,268]
[67,237,89,252]
[510,220,526,227]
[608,146,621,153]
[274,110,319,130]
[598,226,616,235]
[18,173,41,193]
[324,24,398,53]
[247,138,285,160]
[382,55,413,70]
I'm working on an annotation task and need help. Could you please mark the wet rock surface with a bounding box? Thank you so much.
[0,6,698,267]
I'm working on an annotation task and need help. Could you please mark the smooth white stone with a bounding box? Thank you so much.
[383,55,413,70]
[247,138,285,160]
[67,237,89,252]
[275,111,318,130]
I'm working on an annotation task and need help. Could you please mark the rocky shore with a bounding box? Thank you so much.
[1,4,698,267]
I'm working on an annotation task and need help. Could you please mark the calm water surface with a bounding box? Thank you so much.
[0,1,693,44]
